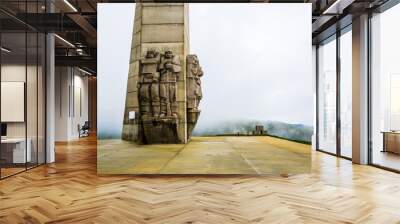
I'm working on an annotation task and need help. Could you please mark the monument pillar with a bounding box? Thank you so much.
[122,3,190,143]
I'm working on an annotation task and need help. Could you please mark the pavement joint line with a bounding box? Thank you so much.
[228,139,261,175]
[158,144,189,173]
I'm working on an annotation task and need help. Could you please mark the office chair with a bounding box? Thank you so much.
[79,121,90,138]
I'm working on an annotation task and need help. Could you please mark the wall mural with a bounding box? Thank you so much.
[98,3,312,175]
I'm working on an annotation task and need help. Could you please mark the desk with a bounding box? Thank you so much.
[1,138,31,164]
[382,131,400,155]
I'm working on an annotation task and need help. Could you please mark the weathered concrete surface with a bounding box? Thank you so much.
[98,136,311,175]
[122,3,190,143]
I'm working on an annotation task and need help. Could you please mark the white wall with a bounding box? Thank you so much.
[72,73,89,138]
[55,67,69,141]
[1,65,39,138]
[55,67,89,141]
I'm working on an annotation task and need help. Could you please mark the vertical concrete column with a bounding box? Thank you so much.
[45,0,55,163]
[122,3,189,143]
[352,14,369,164]
[46,32,55,163]
[312,45,317,150]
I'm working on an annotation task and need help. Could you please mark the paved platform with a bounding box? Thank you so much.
[97,136,311,175]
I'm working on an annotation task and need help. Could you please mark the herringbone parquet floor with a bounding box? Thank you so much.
[1,136,400,224]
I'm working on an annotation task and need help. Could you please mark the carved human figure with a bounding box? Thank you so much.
[138,50,161,117]
[159,50,181,118]
[186,55,203,111]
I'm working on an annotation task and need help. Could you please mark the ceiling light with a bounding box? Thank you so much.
[1,47,11,53]
[322,0,352,15]
[54,34,75,48]
[76,48,85,55]
[78,67,93,76]
[63,0,78,12]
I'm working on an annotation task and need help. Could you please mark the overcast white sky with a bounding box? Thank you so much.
[190,4,312,130]
[98,3,313,138]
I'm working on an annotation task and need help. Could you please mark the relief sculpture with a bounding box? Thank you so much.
[159,50,181,119]
[138,50,160,118]
[186,55,203,138]
[137,50,203,144]
[138,50,181,143]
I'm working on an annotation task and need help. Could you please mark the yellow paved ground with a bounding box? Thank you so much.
[97,136,311,175]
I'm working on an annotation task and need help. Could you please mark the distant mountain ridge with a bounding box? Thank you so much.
[193,119,313,143]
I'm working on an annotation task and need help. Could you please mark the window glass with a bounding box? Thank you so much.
[371,4,400,171]
[0,2,46,178]
[27,31,38,169]
[318,36,337,154]
[340,29,352,158]
[1,31,28,178]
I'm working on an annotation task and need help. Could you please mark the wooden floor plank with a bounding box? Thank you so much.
[0,136,400,223]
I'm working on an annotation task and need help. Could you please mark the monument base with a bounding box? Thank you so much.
[122,123,139,141]
[141,116,180,144]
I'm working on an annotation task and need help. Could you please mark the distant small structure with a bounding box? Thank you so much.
[253,125,265,135]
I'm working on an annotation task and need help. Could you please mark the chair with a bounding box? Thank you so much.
[79,121,90,138]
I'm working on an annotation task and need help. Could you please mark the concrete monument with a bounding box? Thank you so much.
[122,3,203,144]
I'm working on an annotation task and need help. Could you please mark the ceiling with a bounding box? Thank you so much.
[0,0,395,75]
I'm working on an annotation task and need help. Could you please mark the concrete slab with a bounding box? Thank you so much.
[98,136,311,175]
[142,6,184,25]
[141,24,184,43]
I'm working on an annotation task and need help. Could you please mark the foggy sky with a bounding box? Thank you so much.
[98,4,134,138]
[189,4,313,130]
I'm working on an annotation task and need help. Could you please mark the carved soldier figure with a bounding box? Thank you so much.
[159,50,181,118]
[186,55,203,111]
[138,50,161,118]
